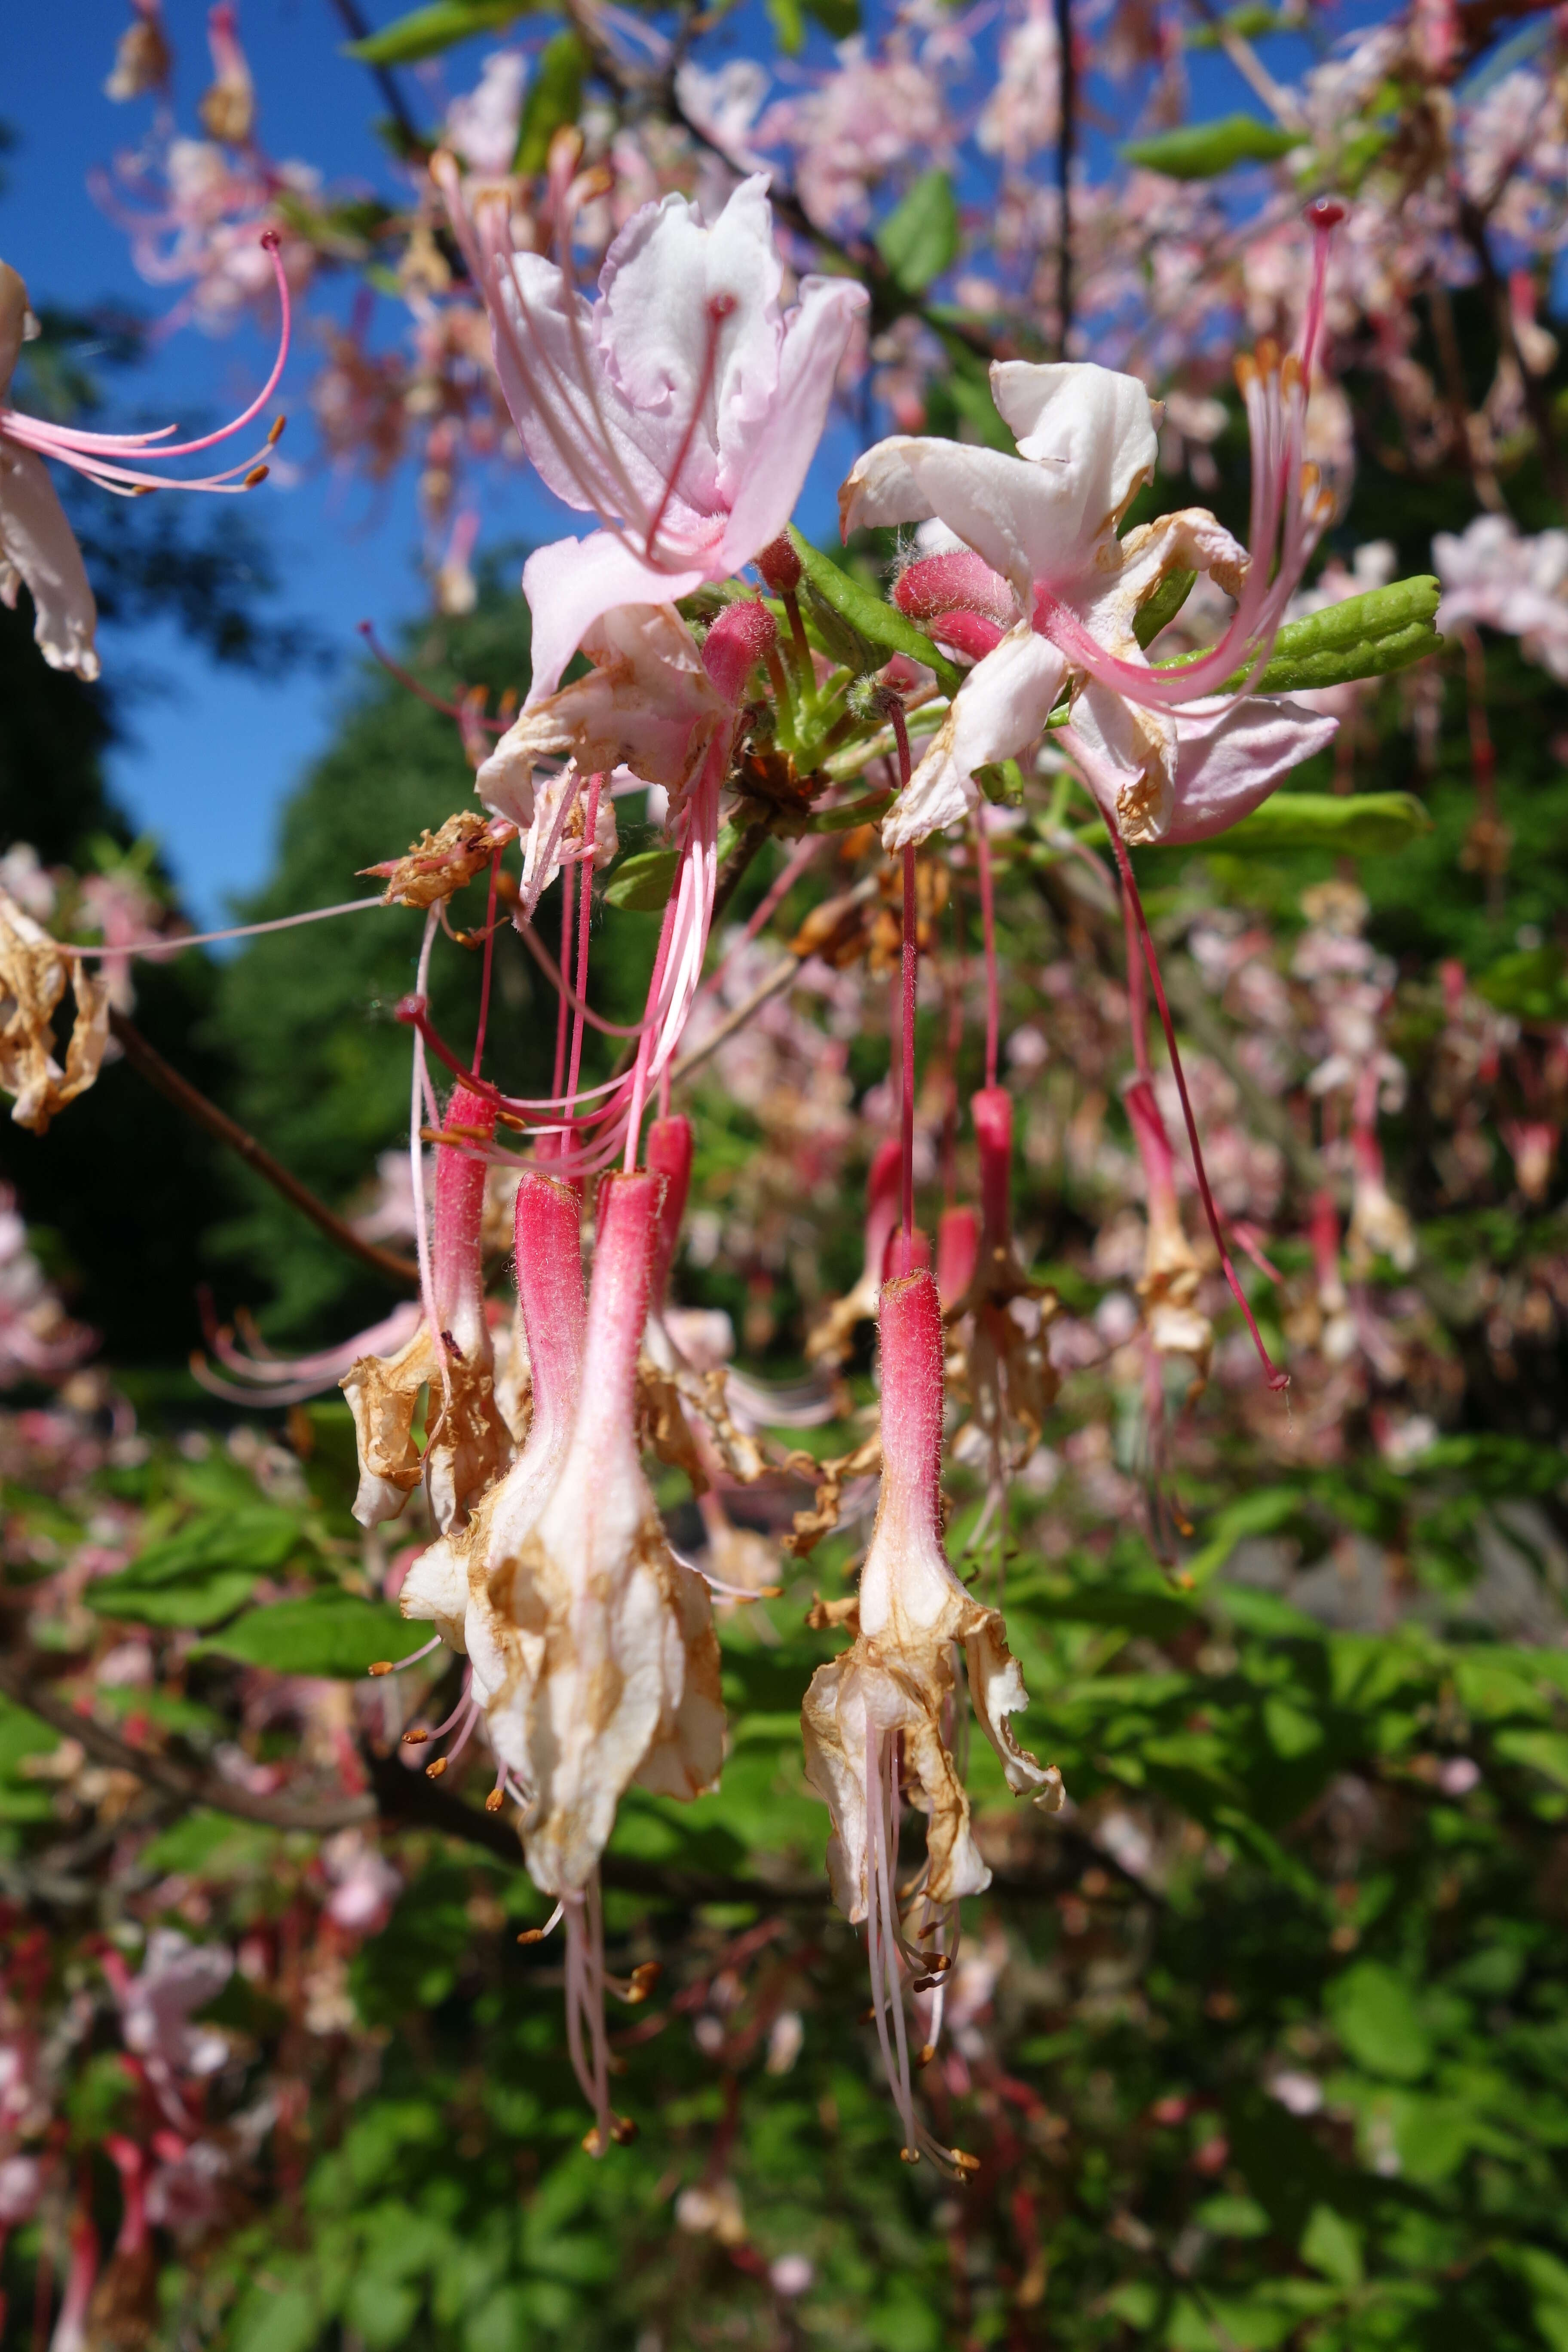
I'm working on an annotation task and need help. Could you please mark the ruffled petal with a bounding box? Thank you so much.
[1066,682,1180,845]
[0,442,99,681]
[1162,694,1338,844]
[520,533,708,707]
[839,436,1081,607]
[720,272,867,566]
[884,625,1066,849]
[962,1608,1064,1806]
[988,359,1158,535]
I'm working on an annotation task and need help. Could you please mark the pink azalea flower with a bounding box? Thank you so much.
[434,166,866,707]
[840,211,1346,851]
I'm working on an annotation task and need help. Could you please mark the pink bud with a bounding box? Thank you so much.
[894,550,1015,628]
[971,1087,1013,1253]
[514,1170,586,1448]
[882,1226,931,1280]
[1124,1080,1181,1247]
[434,1083,494,1361]
[755,534,802,593]
[862,1138,904,1286]
[646,1116,694,1312]
[702,596,778,706]
[936,1204,979,1311]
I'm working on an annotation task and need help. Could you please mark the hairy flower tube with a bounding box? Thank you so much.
[341,1082,510,1532]
[482,1170,725,2149]
[802,1266,1062,2164]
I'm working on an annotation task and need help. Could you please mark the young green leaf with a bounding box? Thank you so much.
[1122,112,1300,178]
[515,34,587,175]
[1232,576,1441,695]
[1216,791,1433,856]
[344,0,530,68]
[876,170,960,295]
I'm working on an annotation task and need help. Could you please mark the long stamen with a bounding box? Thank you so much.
[472,849,502,1075]
[975,807,1000,1093]
[69,895,386,962]
[564,772,602,1146]
[1109,831,1288,1392]
[643,295,737,560]
[368,1634,444,1677]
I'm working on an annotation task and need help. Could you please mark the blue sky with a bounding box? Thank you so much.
[2,0,1284,926]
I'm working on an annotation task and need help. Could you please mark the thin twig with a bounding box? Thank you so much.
[323,0,425,150]
[109,1012,421,1289]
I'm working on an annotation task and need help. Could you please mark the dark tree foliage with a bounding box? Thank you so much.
[210,580,658,1337]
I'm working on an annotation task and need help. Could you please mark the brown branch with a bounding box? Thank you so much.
[710,815,774,930]
[0,1654,377,1834]
[109,1011,420,1290]
[323,0,426,152]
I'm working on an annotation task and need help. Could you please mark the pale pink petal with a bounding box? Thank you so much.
[1068,680,1179,844]
[1162,694,1339,843]
[0,444,99,680]
[720,273,867,565]
[521,532,707,704]
[884,625,1066,848]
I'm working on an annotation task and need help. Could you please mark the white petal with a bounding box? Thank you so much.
[988,359,1157,531]
[884,625,1066,850]
[839,435,1076,606]
[1163,694,1339,844]
[0,444,99,680]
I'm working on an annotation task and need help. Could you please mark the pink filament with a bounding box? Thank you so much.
[974,808,1001,1091]
[1110,831,1287,1391]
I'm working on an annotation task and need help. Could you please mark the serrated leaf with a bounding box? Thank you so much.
[195,1592,416,1679]
[1123,111,1299,179]
[787,528,963,695]
[876,170,959,295]
[1216,790,1433,856]
[603,848,678,913]
[345,0,530,68]
[514,32,586,175]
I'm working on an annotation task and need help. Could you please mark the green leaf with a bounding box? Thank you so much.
[85,1505,307,1628]
[1134,567,1197,649]
[804,0,860,31]
[1230,576,1442,695]
[1299,2205,1363,2289]
[86,1567,260,1629]
[345,0,530,68]
[1122,111,1300,178]
[1263,1694,1324,1758]
[1494,1728,1568,1790]
[194,1592,415,1679]
[1183,1487,1304,1588]
[1326,1961,1432,2081]
[787,528,964,695]
[808,787,893,833]
[603,848,678,913]
[514,33,587,175]
[766,0,805,54]
[876,170,960,294]
[1195,2194,1271,2238]
[1216,791,1433,857]
[1475,944,1568,1022]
